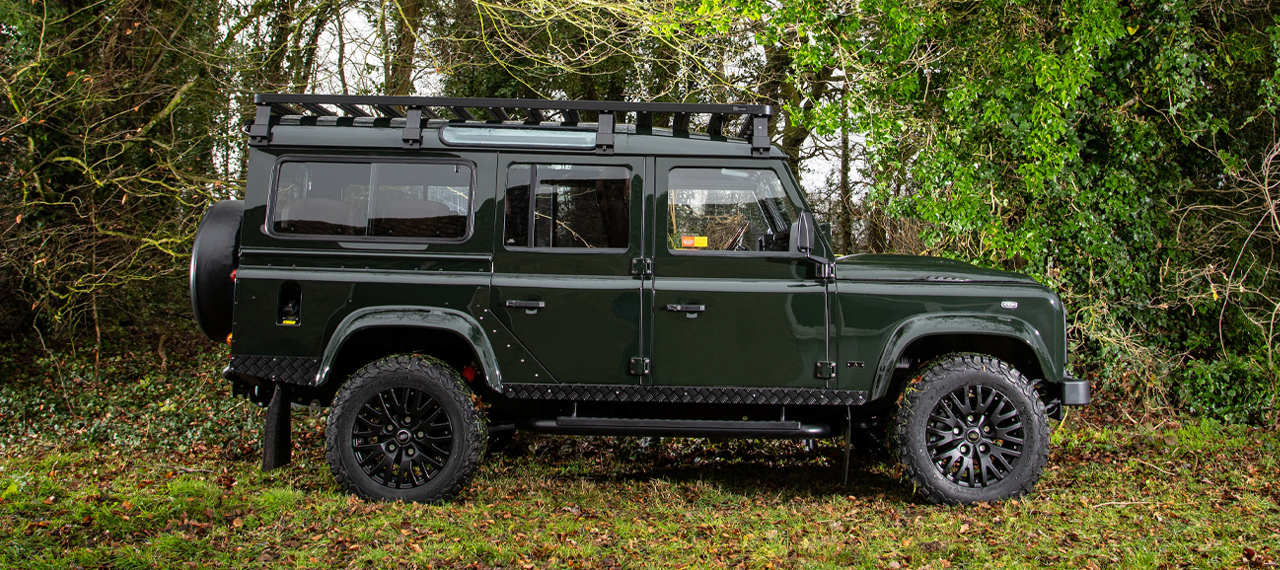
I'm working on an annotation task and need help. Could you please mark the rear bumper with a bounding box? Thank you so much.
[1061,376,1090,406]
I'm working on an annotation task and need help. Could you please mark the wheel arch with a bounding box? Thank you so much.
[871,314,1058,402]
[318,306,504,396]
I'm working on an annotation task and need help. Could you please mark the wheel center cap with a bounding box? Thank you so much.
[396,430,411,443]
[966,429,981,443]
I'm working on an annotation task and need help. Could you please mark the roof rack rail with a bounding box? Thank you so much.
[247,93,775,157]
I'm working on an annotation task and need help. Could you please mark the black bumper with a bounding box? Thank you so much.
[1061,376,1090,406]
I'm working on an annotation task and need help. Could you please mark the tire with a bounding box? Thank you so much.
[326,355,486,503]
[189,200,245,342]
[891,354,1049,505]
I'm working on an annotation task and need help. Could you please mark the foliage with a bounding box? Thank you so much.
[0,0,240,341]
[1177,353,1278,425]
[680,0,1280,419]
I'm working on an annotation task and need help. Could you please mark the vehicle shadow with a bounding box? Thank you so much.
[500,433,912,502]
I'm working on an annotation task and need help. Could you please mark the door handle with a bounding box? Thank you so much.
[665,304,705,313]
[505,300,546,309]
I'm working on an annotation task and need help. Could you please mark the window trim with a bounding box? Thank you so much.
[501,161,635,254]
[662,166,801,258]
[266,154,477,244]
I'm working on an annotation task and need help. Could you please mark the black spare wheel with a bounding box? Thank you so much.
[891,354,1050,505]
[189,200,246,342]
[326,355,486,502]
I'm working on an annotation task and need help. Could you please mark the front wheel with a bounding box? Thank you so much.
[891,354,1050,505]
[326,355,486,502]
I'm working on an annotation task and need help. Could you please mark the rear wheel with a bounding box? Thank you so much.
[891,354,1049,505]
[326,355,485,502]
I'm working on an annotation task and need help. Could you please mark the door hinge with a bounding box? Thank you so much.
[815,361,836,379]
[630,257,652,276]
[629,357,650,376]
[818,262,835,280]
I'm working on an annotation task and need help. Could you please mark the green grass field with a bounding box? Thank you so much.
[1,343,1277,569]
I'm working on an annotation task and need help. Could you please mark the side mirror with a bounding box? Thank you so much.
[794,211,816,254]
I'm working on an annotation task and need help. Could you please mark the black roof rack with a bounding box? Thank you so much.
[247,93,775,157]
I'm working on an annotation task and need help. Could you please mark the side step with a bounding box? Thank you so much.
[520,416,831,439]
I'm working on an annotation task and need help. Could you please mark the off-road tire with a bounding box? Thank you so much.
[891,354,1049,505]
[326,355,486,502]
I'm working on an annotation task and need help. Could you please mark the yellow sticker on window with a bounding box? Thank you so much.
[680,236,708,248]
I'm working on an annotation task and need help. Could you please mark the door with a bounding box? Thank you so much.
[491,155,646,384]
[649,159,829,388]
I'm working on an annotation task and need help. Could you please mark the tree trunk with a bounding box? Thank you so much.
[387,0,424,95]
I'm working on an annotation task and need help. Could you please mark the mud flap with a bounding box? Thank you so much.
[262,384,292,470]
[842,406,852,486]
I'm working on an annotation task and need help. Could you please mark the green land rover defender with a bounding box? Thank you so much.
[189,93,1090,505]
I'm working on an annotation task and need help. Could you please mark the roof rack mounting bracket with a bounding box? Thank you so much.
[596,111,615,155]
[750,115,770,158]
[248,103,273,146]
[402,106,423,149]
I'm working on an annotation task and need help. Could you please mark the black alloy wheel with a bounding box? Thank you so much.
[326,355,485,502]
[351,385,453,489]
[925,384,1024,487]
[891,353,1049,505]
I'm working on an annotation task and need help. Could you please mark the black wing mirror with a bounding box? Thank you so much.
[794,210,816,254]
[791,211,833,278]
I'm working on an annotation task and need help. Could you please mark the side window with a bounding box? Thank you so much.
[667,168,797,253]
[504,164,630,249]
[272,160,472,240]
[370,163,471,238]
[274,162,370,235]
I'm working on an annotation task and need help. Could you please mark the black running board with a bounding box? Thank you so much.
[520,416,831,439]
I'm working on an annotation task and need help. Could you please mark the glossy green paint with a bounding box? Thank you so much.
[489,155,646,384]
[227,120,1068,406]
[649,158,830,388]
[833,254,1066,395]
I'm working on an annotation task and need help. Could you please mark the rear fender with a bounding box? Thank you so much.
[318,306,503,392]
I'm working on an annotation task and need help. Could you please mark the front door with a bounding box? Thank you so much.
[649,159,829,388]
[491,155,646,384]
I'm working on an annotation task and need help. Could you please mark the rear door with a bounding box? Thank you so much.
[490,155,646,384]
[649,159,829,388]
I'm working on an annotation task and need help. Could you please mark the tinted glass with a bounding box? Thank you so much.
[369,163,472,238]
[504,164,630,249]
[274,162,370,235]
[667,168,796,252]
[273,161,472,240]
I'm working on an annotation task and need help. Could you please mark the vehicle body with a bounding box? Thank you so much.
[189,93,1090,504]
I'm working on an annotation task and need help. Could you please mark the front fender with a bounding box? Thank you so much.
[318,306,503,392]
[871,313,1059,400]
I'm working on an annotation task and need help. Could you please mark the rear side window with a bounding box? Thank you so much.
[667,168,796,253]
[273,160,472,240]
[504,164,630,249]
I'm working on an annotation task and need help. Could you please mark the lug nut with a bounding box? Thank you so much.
[406,448,415,457]
[960,445,969,453]
[953,428,961,435]
[416,431,425,438]
[387,443,396,451]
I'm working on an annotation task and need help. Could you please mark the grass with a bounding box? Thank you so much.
[0,336,1277,569]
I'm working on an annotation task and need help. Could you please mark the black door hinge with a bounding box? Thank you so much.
[630,257,652,276]
[629,357,650,376]
[815,361,836,379]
